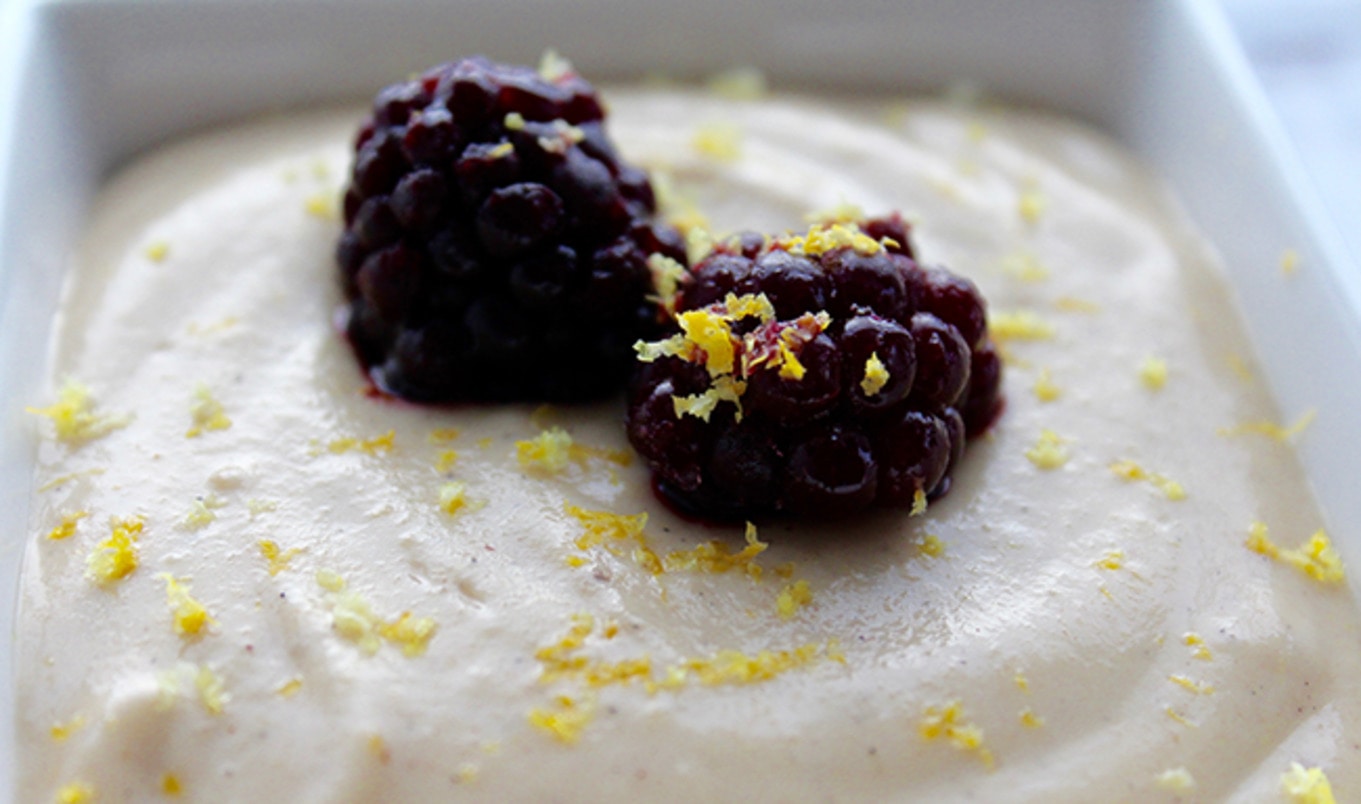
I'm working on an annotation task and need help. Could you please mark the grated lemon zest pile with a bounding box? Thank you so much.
[436,448,461,472]
[258,539,301,576]
[438,482,468,516]
[516,427,574,474]
[1246,522,1345,585]
[1281,763,1336,804]
[378,612,439,658]
[692,121,743,160]
[775,222,892,258]
[776,579,813,619]
[316,571,438,657]
[664,522,767,579]
[47,511,88,541]
[159,574,214,637]
[1019,708,1044,729]
[50,714,85,742]
[182,494,226,530]
[910,488,928,517]
[1024,429,1068,470]
[329,430,395,455]
[1139,356,1168,390]
[537,48,574,81]
[919,700,995,769]
[921,534,945,558]
[1032,368,1061,401]
[1155,767,1197,793]
[860,353,890,396]
[26,378,132,444]
[56,782,94,803]
[185,384,232,438]
[529,694,595,744]
[86,516,143,586]
[647,253,688,316]
[988,309,1055,342]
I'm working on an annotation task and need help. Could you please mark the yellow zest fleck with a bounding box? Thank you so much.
[537,48,573,81]
[1139,356,1168,390]
[707,66,767,99]
[805,201,865,226]
[1183,632,1213,661]
[47,511,88,541]
[1280,248,1301,276]
[1032,368,1061,401]
[86,516,142,586]
[161,773,183,796]
[1281,762,1336,804]
[1227,352,1254,381]
[185,385,231,438]
[56,782,94,804]
[1002,252,1049,283]
[1156,767,1197,793]
[247,498,278,517]
[378,612,439,657]
[1164,706,1198,728]
[919,700,995,769]
[159,574,213,637]
[516,427,574,474]
[1169,674,1215,695]
[988,309,1055,342]
[664,521,768,579]
[679,643,826,687]
[672,375,747,423]
[861,353,890,396]
[438,482,468,516]
[429,427,460,444]
[529,694,595,744]
[182,494,225,530]
[776,222,889,258]
[1014,671,1029,693]
[679,307,738,375]
[456,763,479,784]
[258,540,301,577]
[485,141,513,160]
[692,121,742,161]
[1018,186,1046,223]
[195,665,228,715]
[566,505,658,573]
[368,733,391,764]
[1019,708,1044,729]
[276,677,303,697]
[1246,522,1345,584]
[1109,460,1186,500]
[27,378,132,444]
[910,488,928,517]
[504,112,525,131]
[647,253,688,316]
[1024,429,1068,470]
[50,714,84,742]
[327,430,395,455]
[1095,549,1124,571]
[1218,409,1316,442]
[921,534,945,558]
[776,580,812,619]
[304,192,337,219]
[1054,295,1100,313]
[144,240,170,262]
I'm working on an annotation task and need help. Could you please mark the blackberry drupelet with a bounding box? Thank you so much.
[338,56,686,402]
[625,217,1003,520]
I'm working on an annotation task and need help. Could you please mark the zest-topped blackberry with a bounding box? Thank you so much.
[338,55,686,402]
[626,217,1003,519]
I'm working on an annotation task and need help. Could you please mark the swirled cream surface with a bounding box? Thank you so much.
[18,89,1361,802]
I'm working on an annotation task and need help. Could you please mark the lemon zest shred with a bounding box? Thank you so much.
[86,516,142,586]
[1218,409,1316,442]
[258,540,302,576]
[47,511,88,541]
[919,700,995,769]
[1281,762,1336,804]
[1246,522,1345,584]
[26,378,132,444]
[1025,430,1068,470]
[159,574,214,637]
[861,352,890,396]
[776,579,813,619]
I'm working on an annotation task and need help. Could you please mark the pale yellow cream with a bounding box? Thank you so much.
[18,89,1361,801]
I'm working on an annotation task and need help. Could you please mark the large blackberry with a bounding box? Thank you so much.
[626,217,1003,520]
[338,56,687,402]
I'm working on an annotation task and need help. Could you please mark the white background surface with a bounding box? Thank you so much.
[1223,0,1361,273]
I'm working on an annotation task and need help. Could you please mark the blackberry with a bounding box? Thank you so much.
[338,56,686,402]
[625,218,1003,520]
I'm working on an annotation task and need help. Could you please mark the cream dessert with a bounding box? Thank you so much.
[17,86,1361,802]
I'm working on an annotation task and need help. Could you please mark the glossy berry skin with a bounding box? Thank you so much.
[338,57,686,402]
[625,218,1003,521]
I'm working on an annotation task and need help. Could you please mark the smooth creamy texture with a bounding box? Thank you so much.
[17,90,1361,801]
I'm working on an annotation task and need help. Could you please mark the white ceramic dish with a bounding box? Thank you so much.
[3,0,1359,794]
